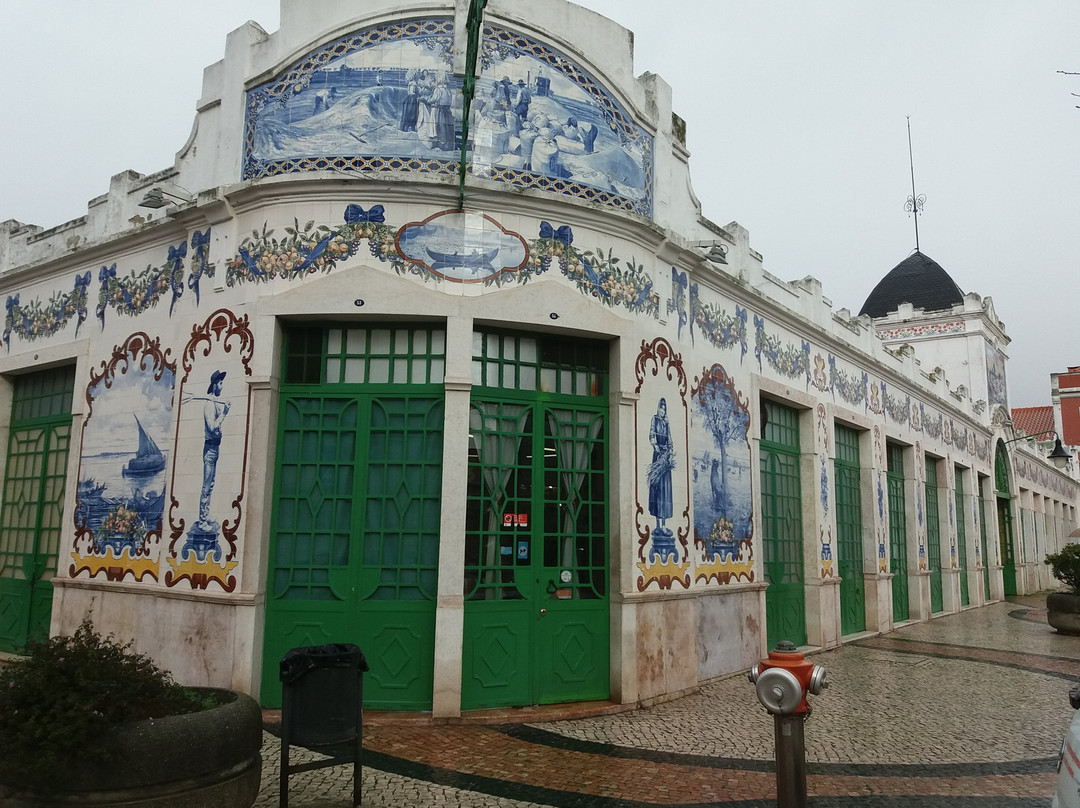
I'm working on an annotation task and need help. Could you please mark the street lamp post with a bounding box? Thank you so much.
[1000,430,1072,470]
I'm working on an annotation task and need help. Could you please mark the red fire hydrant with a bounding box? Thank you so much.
[747,641,828,808]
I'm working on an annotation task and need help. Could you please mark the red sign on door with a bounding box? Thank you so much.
[502,512,529,527]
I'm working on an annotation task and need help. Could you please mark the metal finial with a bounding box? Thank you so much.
[905,116,926,252]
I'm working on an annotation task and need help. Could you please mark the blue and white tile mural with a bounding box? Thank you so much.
[243,19,652,216]
[396,210,527,282]
[986,342,1008,411]
[165,309,254,593]
[73,334,175,582]
[690,363,754,584]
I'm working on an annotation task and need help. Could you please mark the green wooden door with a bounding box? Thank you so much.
[761,400,806,649]
[263,326,444,710]
[999,498,1016,596]
[886,444,909,622]
[0,368,74,653]
[994,442,1016,596]
[462,331,608,710]
[834,425,864,635]
[955,469,969,607]
[925,459,943,613]
[979,482,991,600]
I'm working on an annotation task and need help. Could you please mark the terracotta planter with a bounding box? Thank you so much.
[3,688,262,807]
[1047,592,1080,636]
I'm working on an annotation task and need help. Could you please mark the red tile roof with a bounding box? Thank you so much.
[1011,406,1054,438]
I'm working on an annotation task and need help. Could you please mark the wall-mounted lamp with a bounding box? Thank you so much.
[1003,430,1072,470]
[138,187,192,209]
[692,240,729,265]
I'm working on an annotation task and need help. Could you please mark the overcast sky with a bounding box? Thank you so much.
[2,1,1076,408]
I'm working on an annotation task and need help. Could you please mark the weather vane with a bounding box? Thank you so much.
[904,116,925,253]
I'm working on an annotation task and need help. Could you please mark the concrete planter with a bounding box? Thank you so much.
[3,688,262,807]
[1047,592,1080,636]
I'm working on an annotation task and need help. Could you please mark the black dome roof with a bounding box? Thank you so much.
[858,251,964,318]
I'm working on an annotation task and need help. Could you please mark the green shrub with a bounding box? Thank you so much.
[1046,543,1080,594]
[0,616,216,792]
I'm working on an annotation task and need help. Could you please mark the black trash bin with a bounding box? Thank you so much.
[279,643,369,808]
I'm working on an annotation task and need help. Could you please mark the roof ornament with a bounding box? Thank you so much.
[904,116,926,253]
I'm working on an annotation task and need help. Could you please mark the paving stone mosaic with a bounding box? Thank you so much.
[259,597,1072,806]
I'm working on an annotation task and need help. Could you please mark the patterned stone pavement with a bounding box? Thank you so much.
[259,595,1078,807]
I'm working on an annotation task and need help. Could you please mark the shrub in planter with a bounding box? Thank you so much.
[1045,544,1080,635]
[0,617,262,806]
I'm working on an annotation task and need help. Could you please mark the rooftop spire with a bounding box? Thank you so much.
[904,116,925,253]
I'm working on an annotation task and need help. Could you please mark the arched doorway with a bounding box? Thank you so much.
[994,441,1016,596]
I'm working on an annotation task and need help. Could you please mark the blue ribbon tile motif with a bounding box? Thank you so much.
[3,271,93,351]
[669,269,688,338]
[753,314,810,385]
[242,17,652,218]
[96,242,186,329]
[187,229,213,305]
[226,207,661,318]
[828,355,869,408]
[227,208,406,286]
[691,284,748,359]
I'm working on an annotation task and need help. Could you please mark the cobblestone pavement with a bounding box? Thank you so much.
[259,595,1076,807]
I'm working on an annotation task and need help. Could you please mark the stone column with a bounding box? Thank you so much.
[864,425,892,633]
[803,403,840,649]
[431,316,472,718]
[910,443,932,621]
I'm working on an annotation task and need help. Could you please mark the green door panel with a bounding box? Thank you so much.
[955,476,969,607]
[462,603,533,709]
[263,388,442,710]
[835,427,864,636]
[925,461,943,613]
[980,490,991,600]
[462,379,608,710]
[999,499,1016,596]
[760,401,806,650]
[361,606,435,708]
[537,604,608,704]
[0,578,30,650]
[0,369,73,654]
[887,445,909,623]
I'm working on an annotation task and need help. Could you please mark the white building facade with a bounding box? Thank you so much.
[0,0,1074,717]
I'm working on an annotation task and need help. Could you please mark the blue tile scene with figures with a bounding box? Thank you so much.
[244,18,652,216]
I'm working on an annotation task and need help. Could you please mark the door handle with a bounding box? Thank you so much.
[539,608,547,616]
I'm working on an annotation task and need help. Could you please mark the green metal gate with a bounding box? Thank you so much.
[998,499,1016,596]
[995,442,1016,596]
[834,425,864,635]
[955,468,969,607]
[262,326,444,710]
[462,331,608,710]
[760,400,806,649]
[925,459,943,613]
[886,444,909,622]
[0,367,74,653]
[979,480,991,600]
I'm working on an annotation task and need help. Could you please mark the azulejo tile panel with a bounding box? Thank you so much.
[689,362,754,586]
[71,333,176,583]
[635,338,691,591]
[165,308,254,592]
[225,205,660,317]
[3,271,91,349]
[242,18,653,217]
